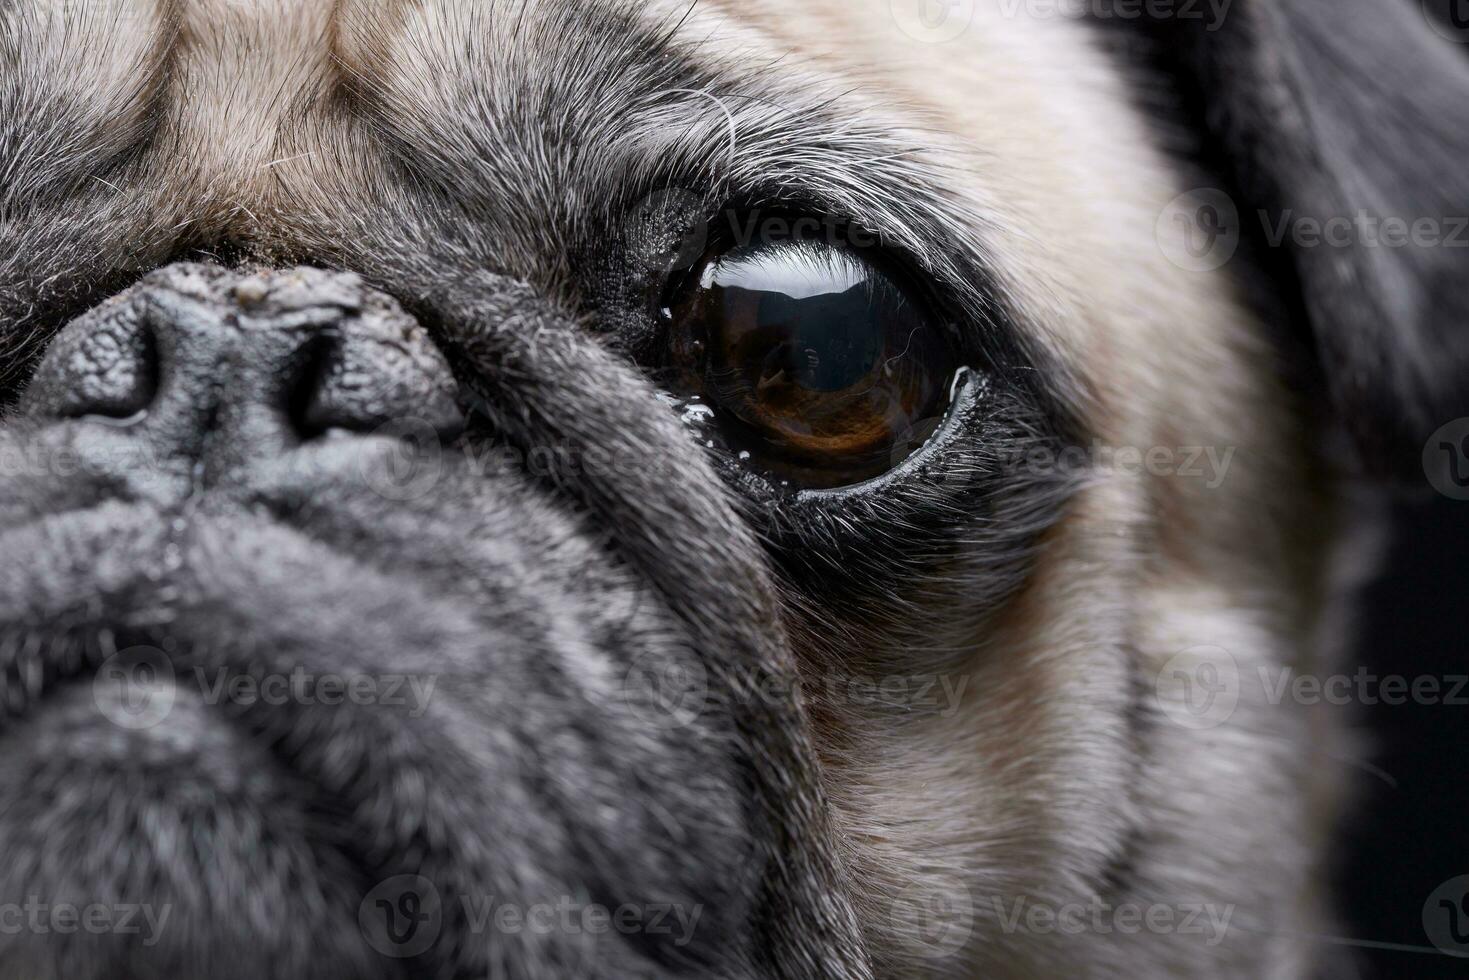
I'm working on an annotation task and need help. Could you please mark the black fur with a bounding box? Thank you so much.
[1088,0,1469,480]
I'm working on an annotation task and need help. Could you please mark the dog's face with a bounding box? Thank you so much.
[1,1,1466,977]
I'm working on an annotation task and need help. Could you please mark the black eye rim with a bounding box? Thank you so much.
[707,364,991,505]
[653,206,971,489]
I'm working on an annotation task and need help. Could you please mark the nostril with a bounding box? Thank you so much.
[285,331,342,440]
[292,333,466,442]
[54,307,160,422]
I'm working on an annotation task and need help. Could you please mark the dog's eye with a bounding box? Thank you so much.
[665,236,954,488]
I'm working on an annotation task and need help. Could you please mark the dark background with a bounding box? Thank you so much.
[1335,492,1469,977]
[1300,4,1469,975]
[1335,8,1469,976]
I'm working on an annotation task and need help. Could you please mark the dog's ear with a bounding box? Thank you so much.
[1107,0,1469,481]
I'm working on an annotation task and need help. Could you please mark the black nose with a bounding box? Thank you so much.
[17,263,464,503]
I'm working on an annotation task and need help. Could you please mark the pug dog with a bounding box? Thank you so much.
[0,0,1465,977]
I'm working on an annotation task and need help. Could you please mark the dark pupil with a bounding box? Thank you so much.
[666,230,951,490]
[747,285,883,392]
[673,237,946,483]
[702,243,916,417]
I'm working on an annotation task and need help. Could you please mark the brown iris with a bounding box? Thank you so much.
[666,236,953,487]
